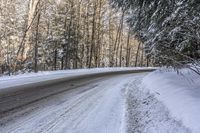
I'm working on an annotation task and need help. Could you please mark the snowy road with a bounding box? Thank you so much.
[0,70,189,133]
[0,72,143,133]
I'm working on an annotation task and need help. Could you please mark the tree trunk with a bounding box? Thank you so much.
[89,0,98,68]
[54,48,57,70]
[119,44,123,67]
[140,43,144,67]
[23,0,40,60]
[86,4,90,67]
[34,10,40,73]
[126,28,131,67]
[135,42,141,67]
[114,12,124,66]
[95,0,102,67]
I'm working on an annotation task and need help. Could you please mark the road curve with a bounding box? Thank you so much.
[0,70,152,133]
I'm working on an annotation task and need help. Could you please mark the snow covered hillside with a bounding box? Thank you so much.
[142,69,200,133]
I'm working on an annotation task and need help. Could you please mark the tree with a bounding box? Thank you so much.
[111,0,200,73]
[0,0,141,76]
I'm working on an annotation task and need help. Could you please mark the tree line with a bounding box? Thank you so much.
[0,0,149,76]
[111,0,200,74]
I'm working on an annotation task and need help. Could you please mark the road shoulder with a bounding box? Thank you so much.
[125,77,190,133]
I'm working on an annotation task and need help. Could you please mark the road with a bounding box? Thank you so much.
[0,71,149,133]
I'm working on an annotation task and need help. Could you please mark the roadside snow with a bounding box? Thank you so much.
[125,76,189,133]
[0,67,153,90]
[142,69,200,133]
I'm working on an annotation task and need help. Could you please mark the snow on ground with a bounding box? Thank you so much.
[0,69,192,133]
[0,74,134,133]
[0,67,153,89]
[142,68,200,133]
[125,75,190,133]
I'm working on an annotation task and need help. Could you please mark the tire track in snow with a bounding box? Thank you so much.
[0,74,137,133]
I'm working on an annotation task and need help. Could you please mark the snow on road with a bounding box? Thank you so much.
[0,72,189,133]
[1,74,133,133]
[0,67,153,90]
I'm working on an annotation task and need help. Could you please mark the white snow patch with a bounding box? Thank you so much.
[142,68,200,133]
[125,76,189,133]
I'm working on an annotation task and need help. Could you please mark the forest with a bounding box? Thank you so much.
[1,0,200,75]
[0,0,148,76]
[111,0,200,74]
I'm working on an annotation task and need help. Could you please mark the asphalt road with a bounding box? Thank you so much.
[0,70,153,133]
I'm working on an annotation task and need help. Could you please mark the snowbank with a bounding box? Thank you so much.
[0,67,154,90]
[126,77,189,133]
[142,69,200,133]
